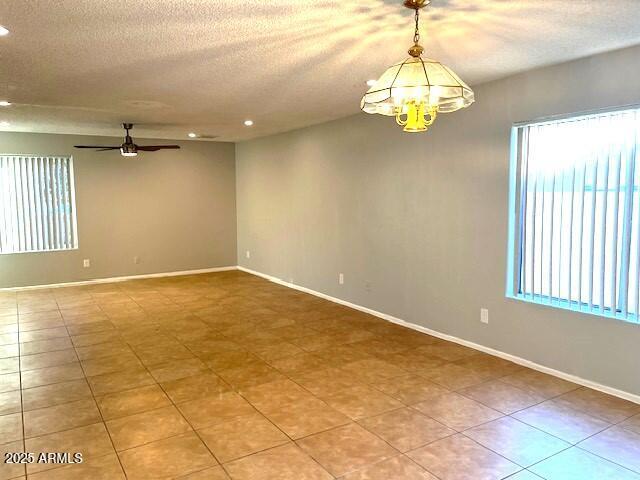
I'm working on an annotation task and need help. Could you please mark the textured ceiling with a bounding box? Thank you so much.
[1,0,640,142]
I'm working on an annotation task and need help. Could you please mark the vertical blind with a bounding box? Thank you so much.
[512,108,640,322]
[0,155,78,254]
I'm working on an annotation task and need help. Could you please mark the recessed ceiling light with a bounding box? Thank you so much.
[0,26,9,36]
[366,79,377,87]
[0,121,10,127]
[188,132,197,138]
[0,101,11,107]
[244,120,254,127]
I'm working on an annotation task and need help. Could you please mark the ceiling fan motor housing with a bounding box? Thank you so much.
[120,143,138,156]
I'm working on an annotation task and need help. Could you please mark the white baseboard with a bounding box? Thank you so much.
[238,266,640,405]
[2,266,238,291]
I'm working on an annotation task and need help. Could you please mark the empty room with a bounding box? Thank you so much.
[1,1,640,479]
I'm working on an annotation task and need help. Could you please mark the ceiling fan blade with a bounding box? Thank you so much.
[97,147,121,151]
[74,145,120,149]
[136,145,181,151]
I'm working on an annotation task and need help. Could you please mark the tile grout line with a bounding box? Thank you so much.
[17,290,121,478]
[116,290,231,476]
[264,339,542,478]
[280,338,638,476]
[7,273,640,479]
[67,293,129,480]
[216,334,444,478]
[260,317,637,477]
[572,444,640,475]
[209,322,401,479]
[160,304,337,479]
[16,331,626,456]
[8,336,633,477]
[16,297,27,479]
[139,290,362,478]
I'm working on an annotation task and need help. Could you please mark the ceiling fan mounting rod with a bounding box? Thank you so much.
[122,123,134,142]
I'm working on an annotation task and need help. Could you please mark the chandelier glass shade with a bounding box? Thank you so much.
[361,1,474,132]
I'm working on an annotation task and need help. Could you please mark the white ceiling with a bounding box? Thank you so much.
[1,0,639,142]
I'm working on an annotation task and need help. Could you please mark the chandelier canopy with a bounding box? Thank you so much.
[361,0,474,133]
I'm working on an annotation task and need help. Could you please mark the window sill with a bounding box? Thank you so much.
[0,247,79,256]
[506,293,639,325]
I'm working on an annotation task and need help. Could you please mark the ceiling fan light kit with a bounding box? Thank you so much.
[361,0,474,133]
[74,123,181,156]
[120,143,138,157]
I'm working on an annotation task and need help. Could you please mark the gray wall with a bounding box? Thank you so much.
[236,45,640,396]
[0,132,237,288]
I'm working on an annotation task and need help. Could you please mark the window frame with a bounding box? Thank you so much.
[506,105,640,324]
[0,154,79,255]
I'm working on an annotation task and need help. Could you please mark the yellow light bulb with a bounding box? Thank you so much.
[395,101,438,133]
[403,102,428,133]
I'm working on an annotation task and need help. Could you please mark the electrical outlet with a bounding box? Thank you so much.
[133,256,140,264]
[480,308,489,324]
[246,250,251,259]
[339,273,344,285]
[83,259,90,268]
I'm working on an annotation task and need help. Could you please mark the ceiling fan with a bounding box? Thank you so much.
[74,123,180,157]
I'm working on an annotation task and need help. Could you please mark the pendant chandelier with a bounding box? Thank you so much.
[361,0,474,133]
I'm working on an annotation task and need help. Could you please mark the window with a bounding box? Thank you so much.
[507,107,640,323]
[0,155,78,254]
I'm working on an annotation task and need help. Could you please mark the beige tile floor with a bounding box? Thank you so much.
[0,271,639,479]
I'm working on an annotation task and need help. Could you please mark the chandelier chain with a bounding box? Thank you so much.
[413,8,420,45]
